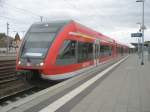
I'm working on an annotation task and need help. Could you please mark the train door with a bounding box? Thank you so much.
[94,39,100,66]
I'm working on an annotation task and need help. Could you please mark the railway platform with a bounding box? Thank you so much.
[1,54,150,112]
[62,55,150,112]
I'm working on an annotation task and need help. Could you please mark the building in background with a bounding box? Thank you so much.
[0,33,22,53]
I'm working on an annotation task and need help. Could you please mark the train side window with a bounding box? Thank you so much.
[56,40,77,65]
[117,47,123,55]
[99,45,101,56]
[78,42,93,63]
[100,45,112,56]
[88,43,93,59]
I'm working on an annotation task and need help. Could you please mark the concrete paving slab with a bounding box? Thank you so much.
[58,55,150,112]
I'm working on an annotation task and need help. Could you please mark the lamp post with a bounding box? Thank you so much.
[136,22,142,59]
[136,0,145,65]
[6,22,9,54]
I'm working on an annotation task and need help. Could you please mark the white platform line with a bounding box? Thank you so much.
[40,56,128,112]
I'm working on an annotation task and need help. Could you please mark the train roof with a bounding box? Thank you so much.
[32,20,105,39]
[32,20,112,40]
[30,20,71,33]
[70,20,115,44]
[33,20,71,25]
[32,20,127,47]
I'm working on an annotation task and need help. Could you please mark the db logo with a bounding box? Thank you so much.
[27,63,31,66]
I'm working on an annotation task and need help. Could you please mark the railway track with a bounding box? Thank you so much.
[0,59,16,84]
[0,86,39,106]
[0,59,59,107]
[0,79,58,107]
[0,59,32,101]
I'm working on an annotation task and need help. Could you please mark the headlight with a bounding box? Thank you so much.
[40,62,44,66]
[18,61,21,65]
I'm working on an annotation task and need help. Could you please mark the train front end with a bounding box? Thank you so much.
[16,21,65,79]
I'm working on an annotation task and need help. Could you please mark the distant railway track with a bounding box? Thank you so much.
[0,59,16,84]
[0,59,30,101]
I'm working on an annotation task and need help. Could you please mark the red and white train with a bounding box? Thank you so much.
[16,20,128,80]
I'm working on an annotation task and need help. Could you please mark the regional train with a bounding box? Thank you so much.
[16,20,128,80]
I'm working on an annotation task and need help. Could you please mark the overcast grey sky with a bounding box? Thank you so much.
[0,0,150,47]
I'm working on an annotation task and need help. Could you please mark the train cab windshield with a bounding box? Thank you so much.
[20,21,67,59]
[21,32,56,59]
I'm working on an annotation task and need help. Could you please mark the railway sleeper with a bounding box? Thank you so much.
[0,77,18,84]
[0,63,16,67]
[0,71,16,75]
[0,83,25,94]
[0,60,15,63]
[0,84,30,100]
[0,79,25,88]
[0,74,17,80]
[0,63,15,65]
[0,69,15,73]
[0,66,15,70]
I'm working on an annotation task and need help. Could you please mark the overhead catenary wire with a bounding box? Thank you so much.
[0,16,30,36]
[63,0,79,10]
[62,0,111,30]
[0,15,33,24]
[0,2,52,21]
[0,0,115,36]
[0,6,39,21]
[0,2,40,17]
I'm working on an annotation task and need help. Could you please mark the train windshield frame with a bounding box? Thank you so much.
[21,32,56,59]
[20,21,68,59]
